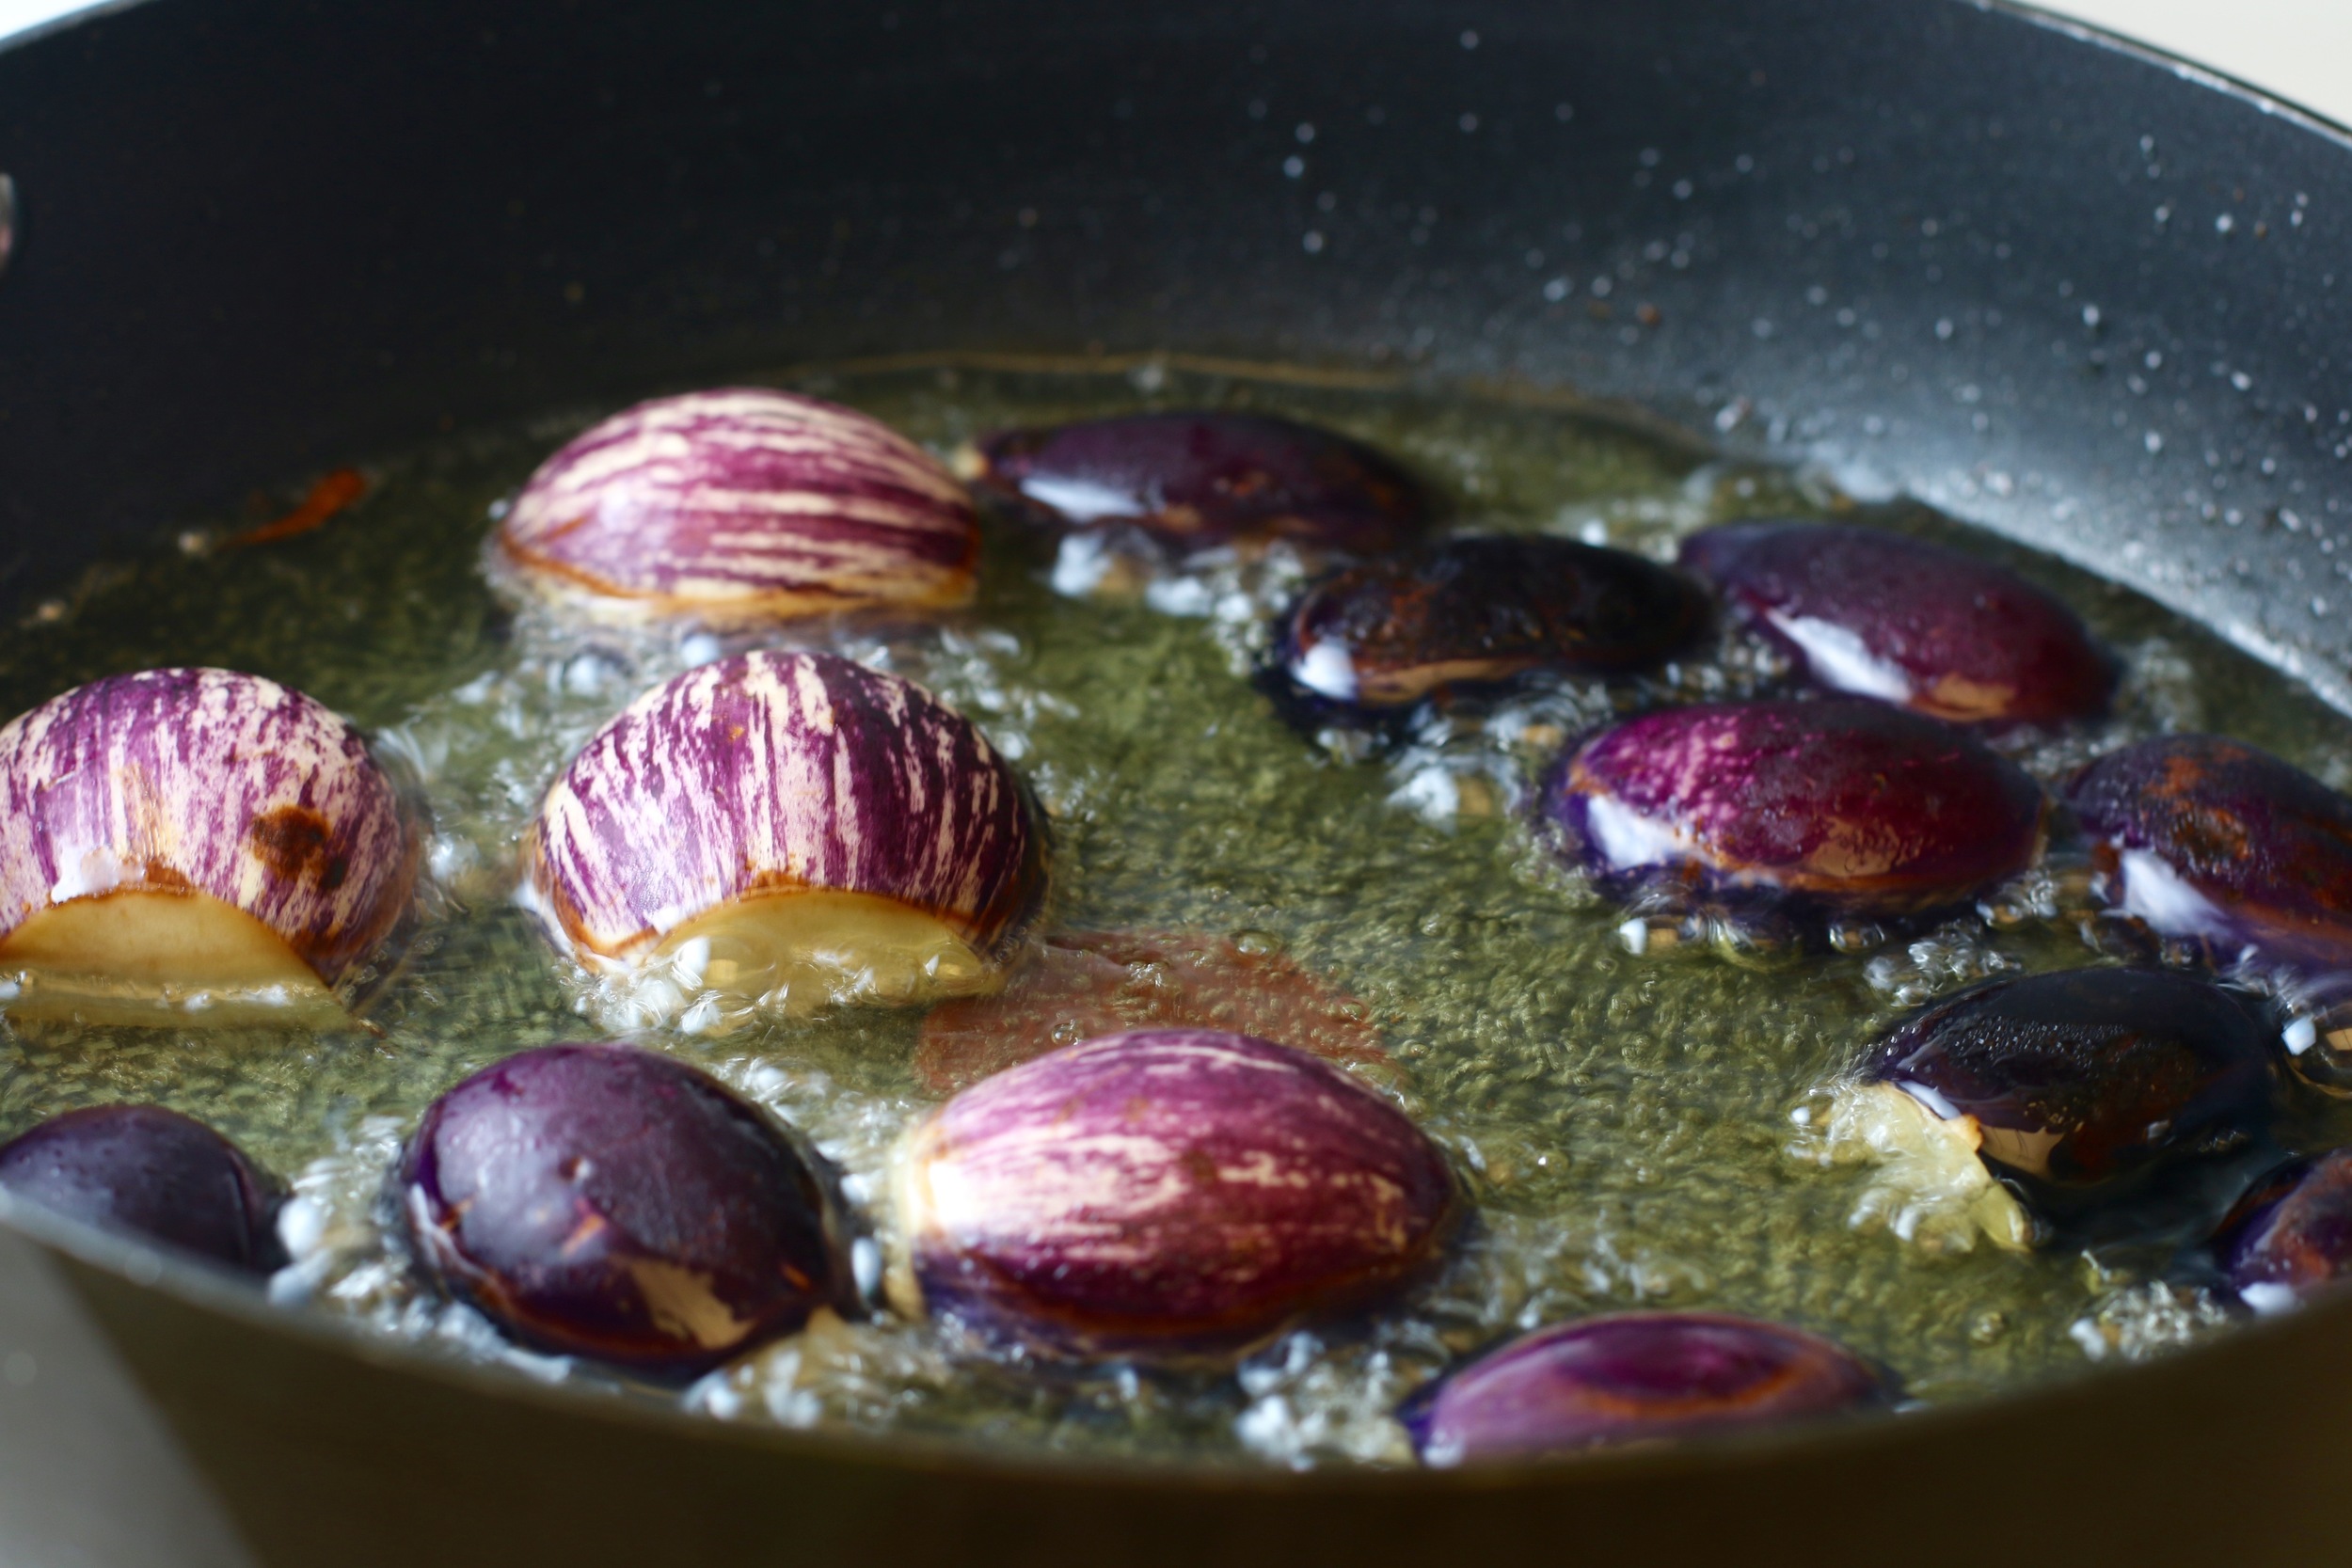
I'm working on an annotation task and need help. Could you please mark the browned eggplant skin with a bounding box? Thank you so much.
[1274,534,1709,709]
[960,411,1432,557]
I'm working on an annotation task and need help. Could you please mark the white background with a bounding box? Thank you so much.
[0,0,2345,1564]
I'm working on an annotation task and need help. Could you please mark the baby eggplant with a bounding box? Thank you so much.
[1273,535,1709,710]
[0,668,419,1024]
[2064,735,2352,975]
[1678,522,2115,726]
[1403,1313,1890,1465]
[495,388,979,628]
[914,928,1388,1094]
[0,1104,286,1274]
[892,1028,1454,1363]
[955,411,1430,558]
[525,651,1043,1019]
[1541,698,2045,922]
[1857,968,2277,1227]
[2214,1149,2352,1313]
[402,1042,847,1377]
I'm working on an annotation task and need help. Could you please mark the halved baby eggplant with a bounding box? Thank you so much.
[1678,522,2116,726]
[2214,1149,2352,1313]
[956,411,1430,558]
[2064,735,2352,975]
[495,388,980,628]
[912,927,1388,1094]
[0,668,419,1024]
[1849,968,2279,1241]
[892,1028,1454,1363]
[1272,535,1708,711]
[402,1042,848,1378]
[1403,1312,1890,1465]
[525,650,1043,1019]
[1540,698,2045,923]
[0,1104,286,1274]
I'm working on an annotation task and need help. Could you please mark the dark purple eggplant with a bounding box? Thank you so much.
[1272,534,1708,710]
[2215,1149,2352,1312]
[1678,522,2115,726]
[0,1104,286,1274]
[956,411,1431,557]
[894,1027,1455,1363]
[1540,698,2046,921]
[1862,968,2277,1196]
[2065,735,2352,975]
[1403,1312,1890,1465]
[402,1042,846,1379]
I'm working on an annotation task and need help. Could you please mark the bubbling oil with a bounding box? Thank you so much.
[5,357,2352,1465]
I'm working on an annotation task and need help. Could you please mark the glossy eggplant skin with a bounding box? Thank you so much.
[403,1043,845,1380]
[1541,697,2046,920]
[1272,535,1709,710]
[960,411,1431,557]
[0,1104,286,1275]
[897,1028,1454,1363]
[2216,1149,2352,1310]
[1403,1312,1890,1465]
[1863,968,2278,1192]
[1678,522,2116,726]
[2064,735,2352,974]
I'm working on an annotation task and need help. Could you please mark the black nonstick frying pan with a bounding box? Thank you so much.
[5,0,2352,1562]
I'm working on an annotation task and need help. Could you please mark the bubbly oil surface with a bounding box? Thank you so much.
[6,359,2352,1466]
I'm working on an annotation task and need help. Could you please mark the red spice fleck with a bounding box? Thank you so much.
[222,468,366,549]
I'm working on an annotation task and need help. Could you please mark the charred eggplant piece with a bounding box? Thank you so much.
[525,650,1043,1022]
[0,668,419,1025]
[2215,1149,2352,1313]
[956,411,1430,558]
[402,1043,847,1378]
[893,1028,1454,1363]
[1403,1312,1890,1465]
[1540,698,2045,923]
[1272,535,1708,710]
[0,1104,286,1274]
[495,388,980,629]
[1855,968,2278,1236]
[1679,522,2115,726]
[2065,734,2352,976]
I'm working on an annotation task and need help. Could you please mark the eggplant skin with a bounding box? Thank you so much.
[1402,1313,1890,1465]
[0,667,418,988]
[1678,522,2116,727]
[962,411,1432,557]
[898,1028,1455,1363]
[497,388,980,626]
[1272,534,1709,711]
[0,1103,287,1275]
[527,650,1043,966]
[402,1043,845,1378]
[1539,697,2046,920]
[2064,734,2352,974]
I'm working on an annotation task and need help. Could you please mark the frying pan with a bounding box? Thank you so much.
[3,0,2351,1561]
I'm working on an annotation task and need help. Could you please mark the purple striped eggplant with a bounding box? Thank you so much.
[495,388,980,628]
[955,411,1431,558]
[1273,535,1709,710]
[1860,968,2277,1212]
[2064,735,2352,975]
[1679,522,2116,726]
[525,651,1043,1015]
[892,1028,1455,1362]
[1404,1313,1891,1465]
[2215,1149,2352,1312]
[1540,698,2046,921]
[403,1043,846,1377]
[0,668,419,1023]
[0,1104,286,1274]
